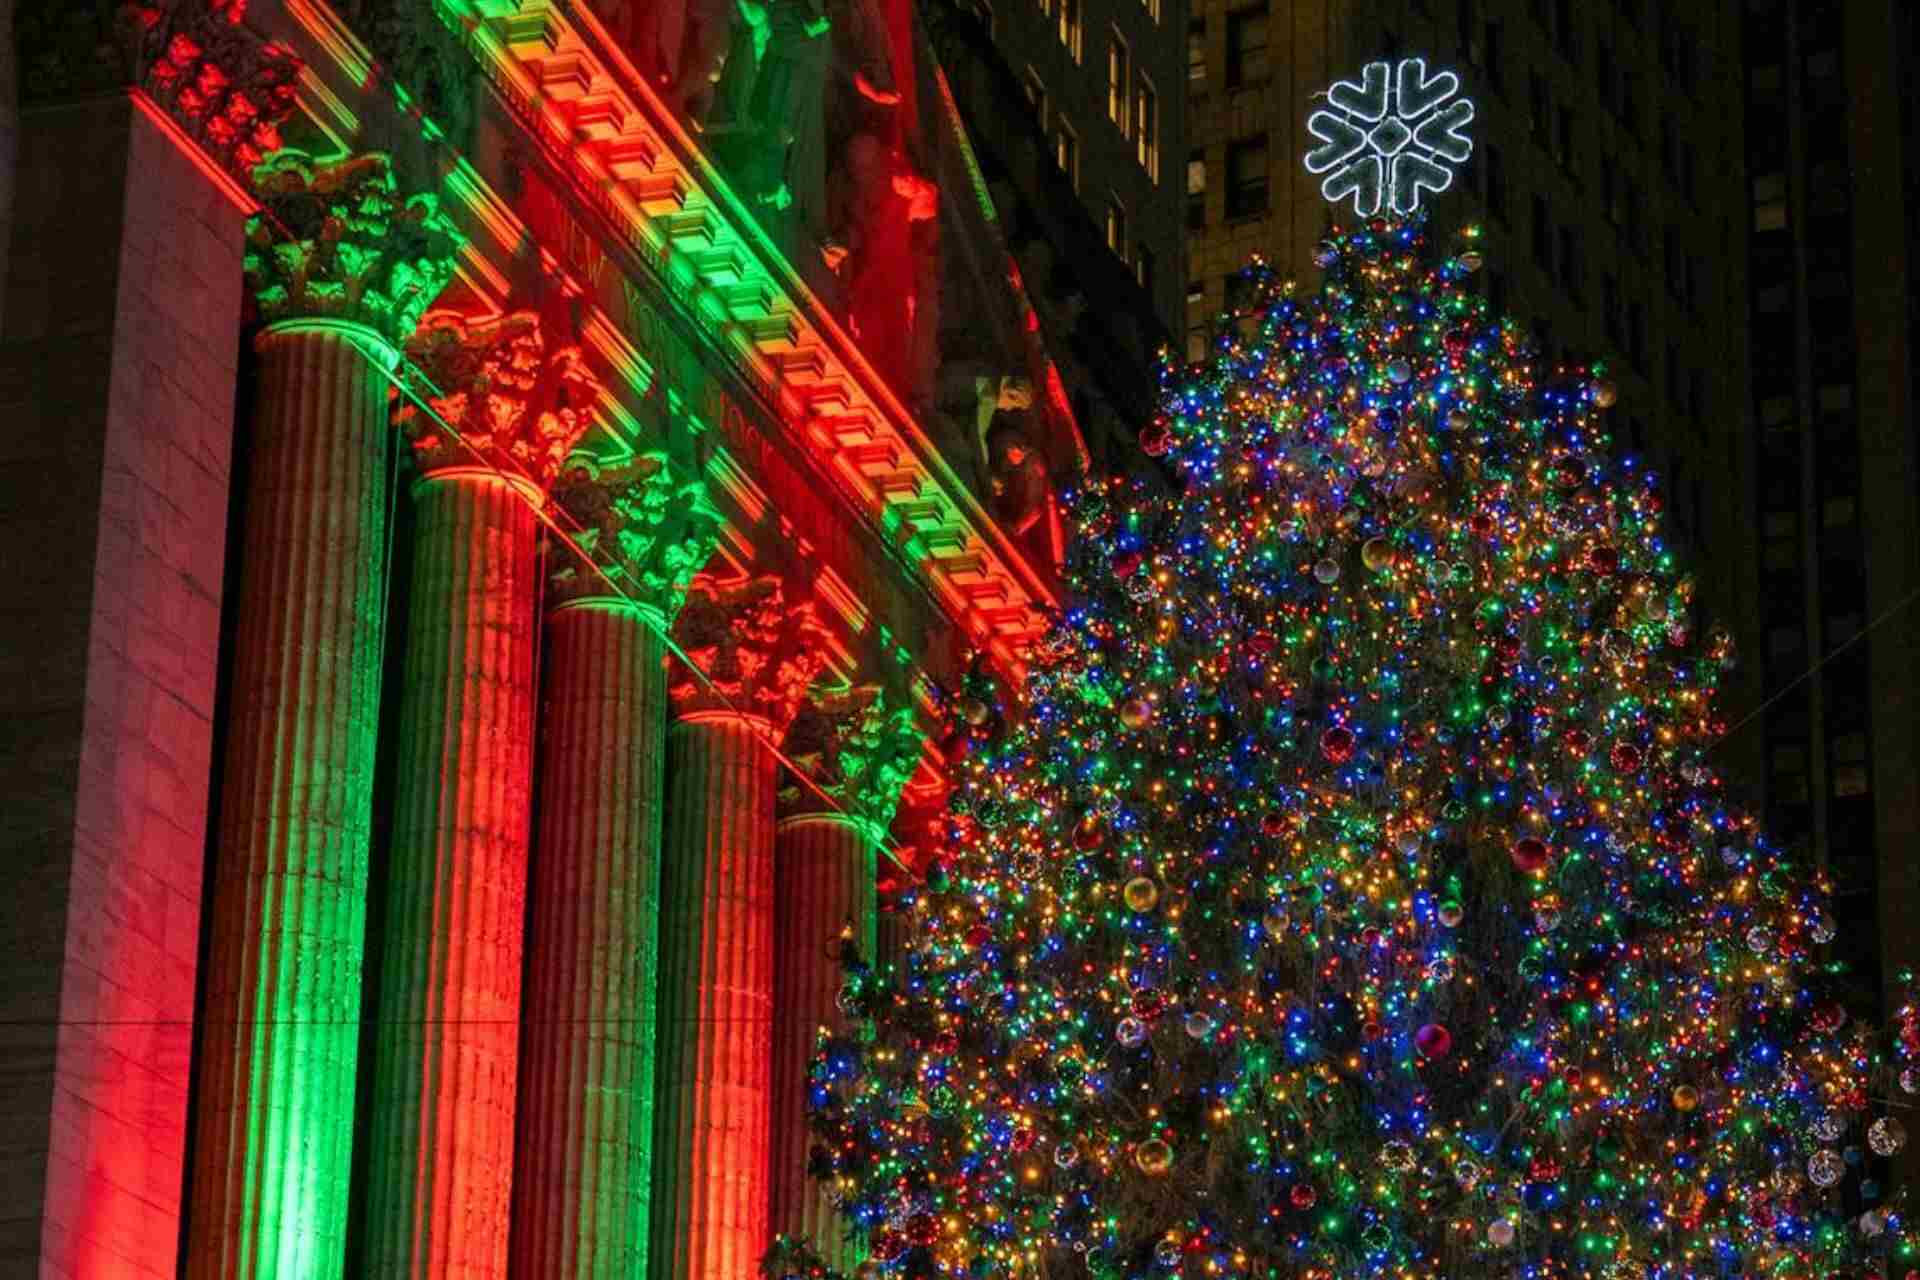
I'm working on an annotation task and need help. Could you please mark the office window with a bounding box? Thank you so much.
[1187,151,1207,228]
[1224,271,1259,313]
[1663,226,1681,299]
[1108,34,1130,133]
[1136,77,1159,180]
[1556,104,1575,174]
[1458,0,1480,62]
[1599,152,1619,224]
[1529,72,1549,142]
[1136,243,1155,292]
[1531,194,1552,275]
[1660,116,1678,183]
[1596,37,1614,109]
[1036,0,1051,18]
[1771,742,1810,806]
[1485,142,1506,218]
[1623,177,1642,249]
[1226,135,1269,219]
[1487,268,1507,319]
[1059,0,1082,60]
[1484,20,1503,89]
[1054,121,1079,189]
[1627,297,1646,369]
[1753,171,1787,233]
[1832,731,1871,798]
[1143,0,1160,23]
[1106,197,1127,262]
[1602,272,1621,342]
[1188,18,1207,83]
[1226,7,1268,88]
[1666,340,1682,405]
[1559,225,1583,302]
[1024,68,1048,127]
[1688,368,1706,420]
[1620,69,1639,135]
[970,0,996,37]
[1554,0,1577,61]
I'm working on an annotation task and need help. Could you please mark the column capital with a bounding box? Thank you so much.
[245,151,463,342]
[668,576,833,734]
[778,680,924,832]
[548,454,722,618]
[397,311,601,492]
[18,2,301,178]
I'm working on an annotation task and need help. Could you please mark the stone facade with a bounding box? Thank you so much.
[0,0,1159,1275]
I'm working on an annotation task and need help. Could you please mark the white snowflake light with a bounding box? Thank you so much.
[1304,58,1475,217]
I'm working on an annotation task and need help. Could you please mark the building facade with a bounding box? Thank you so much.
[0,1,1152,1276]
[1736,0,1920,1012]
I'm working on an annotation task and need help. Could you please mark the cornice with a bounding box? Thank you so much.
[275,0,1053,677]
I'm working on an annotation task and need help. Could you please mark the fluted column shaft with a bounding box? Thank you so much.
[512,599,670,1279]
[652,713,781,1280]
[367,470,541,1280]
[186,321,395,1280]
[770,814,877,1267]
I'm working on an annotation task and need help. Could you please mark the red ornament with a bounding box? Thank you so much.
[931,1030,960,1054]
[1443,327,1471,357]
[1589,544,1621,574]
[1112,551,1144,578]
[1011,1125,1037,1152]
[965,923,992,947]
[1405,725,1430,751]
[1131,987,1167,1020]
[1414,1023,1453,1059]
[1362,1019,1385,1042]
[1290,1182,1318,1210]
[1510,837,1551,874]
[1527,1155,1562,1183]
[1249,630,1277,655]
[1320,726,1356,764]
[1073,817,1107,850]
[1610,742,1643,773]
[1564,728,1592,754]
[906,1213,940,1246]
[1139,423,1173,456]
[1469,511,1496,537]
[1261,810,1289,838]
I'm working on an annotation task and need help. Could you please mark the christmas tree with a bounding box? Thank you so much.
[784,210,1920,1280]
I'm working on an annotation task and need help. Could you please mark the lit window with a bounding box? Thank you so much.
[1226,7,1267,88]
[1106,197,1128,262]
[1135,77,1159,180]
[1135,243,1155,292]
[1143,0,1159,23]
[1108,34,1131,134]
[1188,19,1207,83]
[1186,328,1208,363]
[1058,0,1082,61]
[1054,122,1079,189]
[1187,151,1207,230]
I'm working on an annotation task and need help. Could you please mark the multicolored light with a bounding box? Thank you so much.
[789,215,1920,1280]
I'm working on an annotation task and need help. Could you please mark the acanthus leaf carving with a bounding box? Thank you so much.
[246,151,464,343]
[548,453,723,617]
[668,575,834,732]
[779,678,925,831]
[396,311,603,491]
[18,1,300,178]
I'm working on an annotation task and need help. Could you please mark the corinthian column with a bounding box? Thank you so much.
[364,312,598,1280]
[186,153,460,1280]
[770,679,924,1266]
[510,454,720,1279]
[652,577,833,1280]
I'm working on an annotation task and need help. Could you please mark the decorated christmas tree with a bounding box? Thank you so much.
[781,62,1920,1280]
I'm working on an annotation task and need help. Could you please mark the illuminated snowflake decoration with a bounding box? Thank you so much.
[1304,58,1474,217]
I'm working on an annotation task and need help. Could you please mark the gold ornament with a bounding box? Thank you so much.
[1361,537,1394,573]
[1123,876,1161,912]
[1671,1085,1700,1112]
[1135,1137,1174,1175]
[1119,698,1155,730]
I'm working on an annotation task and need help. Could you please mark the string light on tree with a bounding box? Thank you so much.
[772,60,1920,1280]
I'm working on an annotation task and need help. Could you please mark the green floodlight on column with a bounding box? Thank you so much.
[1304,57,1475,217]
